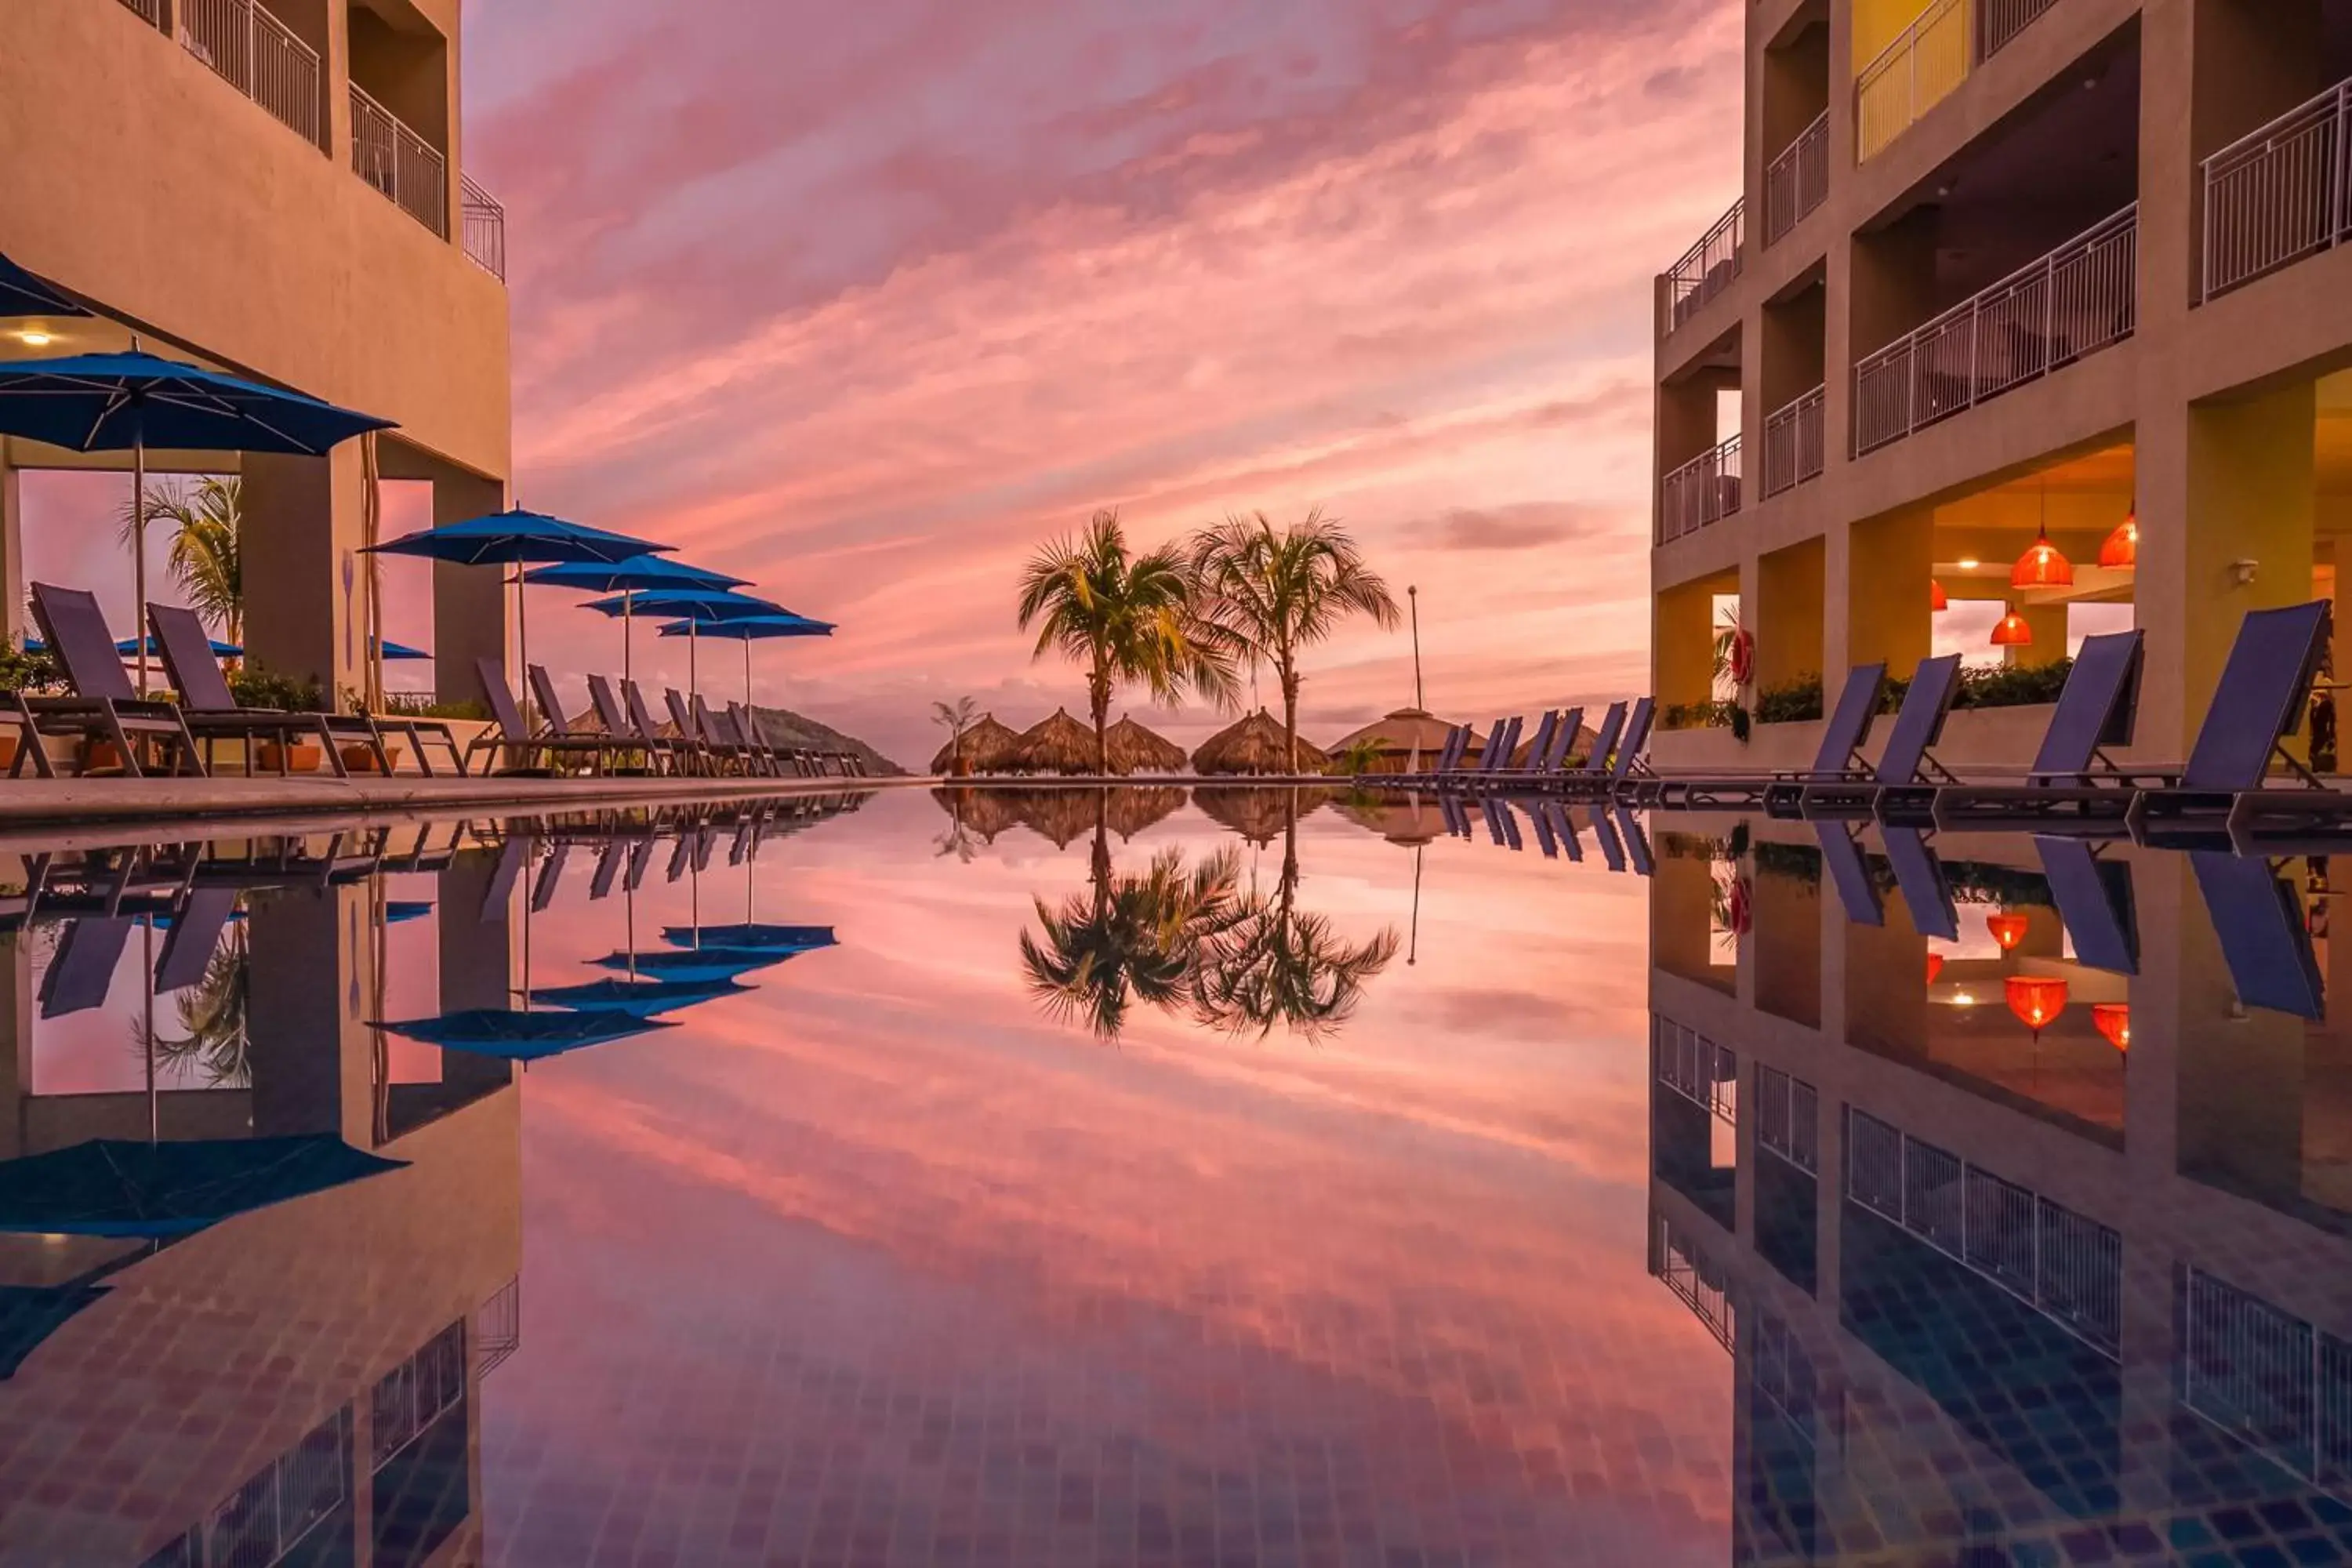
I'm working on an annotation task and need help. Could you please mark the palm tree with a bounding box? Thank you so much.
[1194,794,1399,1042]
[119,477,244,643]
[1017,510,1237,775]
[1189,509,1399,772]
[138,923,252,1087]
[1019,795,1244,1040]
[932,695,979,774]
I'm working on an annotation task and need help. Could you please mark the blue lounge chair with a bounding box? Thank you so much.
[2128,601,2340,841]
[1598,698,1657,801]
[1651,665,1888,811]
[38,917,132,1018]
[153,887,238,995]
[20,585,204,779]
[1929,631,2165,826]
[2190,850,2323,1018]
[1553,702,1629,795]
[2034,836,2137,975]
[1797,655,1963,819]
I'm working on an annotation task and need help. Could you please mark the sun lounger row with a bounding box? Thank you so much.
[1399,699,1657,797]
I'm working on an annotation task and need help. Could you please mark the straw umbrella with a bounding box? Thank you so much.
[1325,707,1457,775]
[1102,714,1187,776]
[1191,709,1330,776]
[1010,789,1099,848]
[1103,786,1186,840]
[929,713,1020,775]
[931,786,1023,844]
[1192,786,1337,845]
[1013,709,1098,776]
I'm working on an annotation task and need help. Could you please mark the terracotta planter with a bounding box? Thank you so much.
[82,739,129,774]
[0,735,17,772]
[340,742,401,775]
[256,742,323,775]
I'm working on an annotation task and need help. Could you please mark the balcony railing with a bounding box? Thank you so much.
[351,84,448,239]
[1853,203,2136,456]
[1857,0,2060,163]
[1661,199,1744,338]
[2201,77,2352,303]
[1765,111,1831,245]
[462,176,508,281]
[1762,385,1827,497]
[174,0,325,151]
[2182,1269,2352,1493]
[1653,1214,1736,1353]
[1655,1015,1738,1124]
[117,0,163,24]
[1659,434,1744,543]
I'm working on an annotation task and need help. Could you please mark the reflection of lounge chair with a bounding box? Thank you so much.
[21,584,203,779]
[1878,826,1958,940]
[1929,631,2165,827]
[1614,808,1654,876]
[1800,655,1962,819]
[1648,666,1887,811]
[1547,800,1584,862]
[1524,801,1559,858]
[2035,836,2138,975]
[154,886,238,995]
[2190,851,2323,1018]
[529,842,571,913]
[1588,806,1626,873]
[1816,822,1883,927]
[38,917,132,1018]
[589,840,625,900]
[2128,601,2338,840]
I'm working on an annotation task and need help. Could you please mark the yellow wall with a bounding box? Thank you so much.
[1853,0,1936,75]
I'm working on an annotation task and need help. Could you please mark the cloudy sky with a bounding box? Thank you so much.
[31,0,1742,767]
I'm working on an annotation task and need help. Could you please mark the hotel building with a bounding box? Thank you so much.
[1651,0,2352,771]
[0,0,510,706]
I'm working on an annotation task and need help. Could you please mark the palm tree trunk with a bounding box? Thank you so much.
[1280,660,1301,775]
[1091,663,1110,777]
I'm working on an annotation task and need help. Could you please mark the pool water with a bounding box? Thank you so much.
[3,787,2350,1566]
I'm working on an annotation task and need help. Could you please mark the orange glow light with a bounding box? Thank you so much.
[2013,528,2074,589]
[1930,578,1949,612]
[1991,607,2034,648]
[2093,1001,2130,1052]
[2098,511,2137,570]
[2005,975,2070,1034]
[1926,952,1945,985]
[1987,912,2029,952]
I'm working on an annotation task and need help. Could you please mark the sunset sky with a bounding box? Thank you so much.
[30,0,1744,768]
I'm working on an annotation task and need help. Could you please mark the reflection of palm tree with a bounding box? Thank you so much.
[1021,791,1243,1040]
[1195,793,1399,1041]
[139,924,251,1087]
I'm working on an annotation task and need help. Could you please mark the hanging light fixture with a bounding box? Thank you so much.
[1991,605,2034,648]
[2098,504,2137,570]
[1930,578,1950,612]
[2013,481,2075,589]
[2005,974,2070,1036]
[1987,911,2029,952]
[2092,1001,2130,1052]
[1926,952,1945,985]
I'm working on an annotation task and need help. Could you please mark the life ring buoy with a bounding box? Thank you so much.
[1728,629,1755,688]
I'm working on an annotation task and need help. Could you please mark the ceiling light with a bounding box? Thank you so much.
[1957,558,1980,570]
[17,329,53,348]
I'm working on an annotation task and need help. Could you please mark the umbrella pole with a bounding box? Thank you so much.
[625,869,636,983]
[143,917,157,1141]
[514,565,530,728]
[1409,844,1423,967]
[132,438,149,697]
[623,590,633,691]
[689,620,699,703]
[744,639,752,713]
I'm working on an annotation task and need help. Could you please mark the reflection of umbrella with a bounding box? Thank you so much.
[662,923,836,954]
[656,613,834,713]
[528,976,751,1016]
[0,252,89,318]
[0,349,394,693]
[1104,786,1187,841]
[366,510,673,724]
[524,555,749,688]
[372,1007,678,1062]
[931,786,1022,843]
[587,949,776,982]
[384,900,433,924]
[1192,786,1338,845]
[0,1135,406,1239]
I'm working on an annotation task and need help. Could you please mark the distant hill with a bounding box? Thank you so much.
[743,706,907,776]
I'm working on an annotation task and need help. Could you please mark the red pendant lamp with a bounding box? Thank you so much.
[2092,1001,2130,1052]
[1991,604,2034,648]
[1930,578,1950,612]
[2013,485,2074,589]
[1926,952,1945,985]
[1987,911,2029,952]
[2098,505,2137,570]
[2005,974,2070,1036]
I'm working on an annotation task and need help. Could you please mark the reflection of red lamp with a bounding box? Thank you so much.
[2013,526,2074,589]
[1926,952,1945,985]
[2098,510,2137,569]
[1991,605,2034,648]
[1987,911,2030,952]
[1930,578,1949,612]
[2005,975,2070,1036]
[2093,1001,2130,1052]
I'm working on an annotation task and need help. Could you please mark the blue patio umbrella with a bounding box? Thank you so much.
[110,633,242,659]
[0,1135,408,1240]
[0,348,395,692]
[366,510,673,720]
[528,975,752,1017]
[524,554,750,688]
[0,252,89,319]
[375,637,430,661]
[372,1007,678,1063]
[657,612,835,713]
[583,588,789,700]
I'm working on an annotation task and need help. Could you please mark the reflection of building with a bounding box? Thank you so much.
[1650,826,2352,1562]
[0,837,522,1566]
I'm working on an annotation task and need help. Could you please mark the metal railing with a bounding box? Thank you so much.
[2201,77,2352,303]
[1847,1107,2122,1355]
[177,0,325,151]
[118,0,163,25]
[1654,1015,1737,1124]
[351,83,448,238]
[1755,1064,1819,1173]
[474,1276,521,1376]
[1654,1214,1736,1352]
[1765,112,1831,245]
[1659,433,1744,543]
[1980,0,2060,60]
[1853,204,2136,456]
[1856,0,1973,162]
[1662,198,1744,337]
[2182,1268,2352,1491]
[1762,386,1827,498]
[463,176,508,281]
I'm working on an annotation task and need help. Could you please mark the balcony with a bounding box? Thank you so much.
[1765,111,1831,246]
[1661,199,1744,339]
[1660,434,1743,544]
[1856,0,2061,164]
[1853,204,2136,456]
[1762,386,1827,497]
[462,176,508,282]
[2201,77,2352,304]
[351,83,447,239]
[118,0,325,151]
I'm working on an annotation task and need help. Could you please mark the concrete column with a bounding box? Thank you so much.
[1753,863,1824,1029]
[432,470,506,709]
[1756,536,1827,693]
[241,447,368,711]
[245,877,376,1147]
[1657,578,1720,713]
[0,447,21,648]
[0,924,30,1163]
[437,846,517,1105]
[1846,504,1933,678]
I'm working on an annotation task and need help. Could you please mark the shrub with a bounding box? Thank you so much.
[1661,699,1738,731]
[381,692,490,721]
[0,644,62,695]
[228,666,325,713]
[1754,673,1824,725]
[1957,658,2072,710]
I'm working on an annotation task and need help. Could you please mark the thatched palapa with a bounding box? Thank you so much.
[931,786,1022,844]
[1192,786,1338,845]
[1012,708,1099,775]
[1324,707,1461,773]
[1102,714,1187,776]
[1104,786,1185,840]
[1190,709,1330,777]
[930,713,1021,775]
[1009,788,1098,848]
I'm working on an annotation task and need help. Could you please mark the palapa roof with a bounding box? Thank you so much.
[1190,709,1330,777]
[1102,714,1187,776]
[1103,785,1186,840]
[1011,708,1099,775]
[1009,788,1099,848]
[931,786,1022,843]
[1192,786,1338,845]
[929,713,1022,775]
[1325,707,1459,758]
